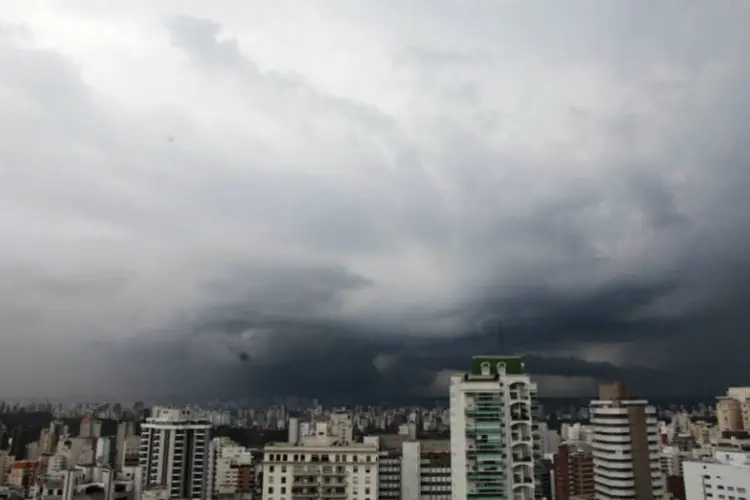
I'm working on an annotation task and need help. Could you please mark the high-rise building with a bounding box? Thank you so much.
[139,407,212,499]
[450,355,541,500]
[590,382,664,500]
[553,442,594,500]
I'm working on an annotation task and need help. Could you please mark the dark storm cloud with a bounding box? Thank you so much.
[2,1,750,400]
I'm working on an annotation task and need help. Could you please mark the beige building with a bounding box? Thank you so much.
[262,417,378,500]
[716,387,750,433]
[262,441,378,500]
[208,436,254,498]
[717,396,743,433]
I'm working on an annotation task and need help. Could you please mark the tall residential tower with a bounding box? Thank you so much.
[450,356,541,500]
[138,407,212,499]
[590,382,664,500]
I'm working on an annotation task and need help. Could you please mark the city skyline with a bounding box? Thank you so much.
[1,363,742,500]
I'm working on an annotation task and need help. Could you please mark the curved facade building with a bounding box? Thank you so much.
[590,383,664,500]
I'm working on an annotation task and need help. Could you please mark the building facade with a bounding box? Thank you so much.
[138,407,211,499]
[684,449,750,500]
[207,436,254,499]
[262,442,379,500]
[450,356,541,500]
[366,435,451,500]
[590,382,664,500]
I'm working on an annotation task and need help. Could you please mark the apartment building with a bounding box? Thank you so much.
[450,355,541,500]
[684,449,750,500]
[138,407,211,499]
[262,441,378,500]
[590,382,664,500]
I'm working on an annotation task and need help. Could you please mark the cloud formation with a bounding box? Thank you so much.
[2,0,750,400]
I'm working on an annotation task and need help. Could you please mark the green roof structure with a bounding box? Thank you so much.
[469,355,525,376]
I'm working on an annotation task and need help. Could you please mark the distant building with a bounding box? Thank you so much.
[450,355,541,500]
[79,419,103,439]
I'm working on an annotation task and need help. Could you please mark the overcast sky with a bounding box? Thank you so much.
[2,0,749,402]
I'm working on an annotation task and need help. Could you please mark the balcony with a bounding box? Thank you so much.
[291,487,319,497]
[513,475,534,485]
[293,478,317,485]
[320,466,346,476]
[509,401,530,421]
[512,487,534,500]
[510,423,531,443]
[509,382,530,401]
[320,487,347,498]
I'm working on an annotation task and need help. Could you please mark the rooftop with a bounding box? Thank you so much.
[469,356,525,376]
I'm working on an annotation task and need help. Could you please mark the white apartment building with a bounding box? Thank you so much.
[450,356,540,500]
[262,440,379,500]
[138,407,211,499]
[684,449,750,500]
[590,382,664,500]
